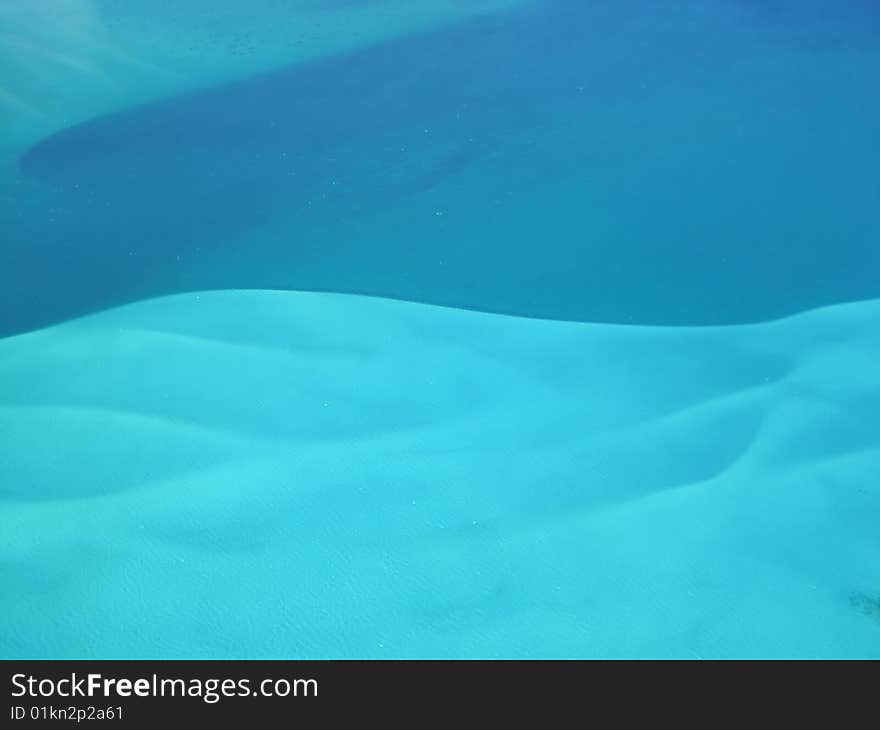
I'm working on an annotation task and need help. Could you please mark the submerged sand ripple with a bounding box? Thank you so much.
[1,290,878,657]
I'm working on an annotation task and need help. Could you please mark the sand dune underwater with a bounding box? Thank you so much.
[2,1,879,659]
[1,290,878,658]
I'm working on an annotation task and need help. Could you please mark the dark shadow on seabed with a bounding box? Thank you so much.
[4,0,880,336]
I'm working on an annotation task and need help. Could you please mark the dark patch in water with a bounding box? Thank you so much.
[850,592,880,625]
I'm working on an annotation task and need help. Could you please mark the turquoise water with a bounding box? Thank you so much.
[1,1,879,657]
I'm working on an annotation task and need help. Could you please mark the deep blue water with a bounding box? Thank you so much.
[4,0,879,335]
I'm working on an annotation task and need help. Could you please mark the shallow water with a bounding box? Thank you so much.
[1,0,878,658]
